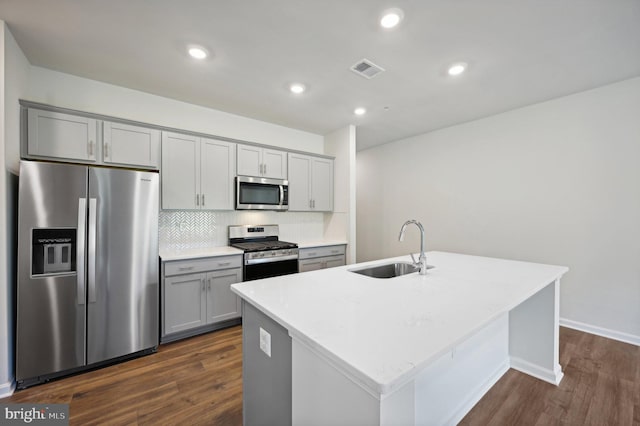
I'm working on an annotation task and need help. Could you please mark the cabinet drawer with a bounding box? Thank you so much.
[164,255,242,276]
[298,245,346,260]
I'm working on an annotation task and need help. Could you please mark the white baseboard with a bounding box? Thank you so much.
[510,357,563,386]
[560,318,640,347]
[445,360,510,426]
[0,380,15,398]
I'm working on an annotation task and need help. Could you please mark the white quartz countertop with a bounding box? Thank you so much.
[297,240,348,249]
[231,251,568,395]
[160,246,243,261]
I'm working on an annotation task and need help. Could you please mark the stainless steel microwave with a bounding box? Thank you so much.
[236,176,289,211]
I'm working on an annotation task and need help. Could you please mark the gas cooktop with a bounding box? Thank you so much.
[231,240,298,252]
[228,224,298,252]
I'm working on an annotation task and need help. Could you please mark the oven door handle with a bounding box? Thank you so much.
[245,254,299,265]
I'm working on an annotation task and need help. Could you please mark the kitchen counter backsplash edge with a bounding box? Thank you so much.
[297,240,348,249]
[160,240,348,261]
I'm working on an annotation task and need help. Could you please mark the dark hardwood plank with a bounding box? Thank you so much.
[460,327,640,426]
[2,326,638,425]
[1,326,243,425]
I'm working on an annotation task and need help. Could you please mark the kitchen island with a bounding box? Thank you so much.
[231,251,568,425]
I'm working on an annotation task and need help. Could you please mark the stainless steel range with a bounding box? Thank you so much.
[229,225,298,281]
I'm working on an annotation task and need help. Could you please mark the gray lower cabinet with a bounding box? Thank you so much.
[206,268,242,323]
[161,255,242,343]
[164,273,208,333]
[298,244,346,272]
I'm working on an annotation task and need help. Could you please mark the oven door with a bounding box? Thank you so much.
[236,176,288,211]
[244,257,298,281]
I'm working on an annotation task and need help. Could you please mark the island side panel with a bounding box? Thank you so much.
[291,338,385,425]
[242,301,292,426]
[414,313,510,426]
[509,279,563,385]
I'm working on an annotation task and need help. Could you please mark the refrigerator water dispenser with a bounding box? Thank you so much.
[32,228,77,275]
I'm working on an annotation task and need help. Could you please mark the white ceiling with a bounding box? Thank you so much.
[1,1,639,151]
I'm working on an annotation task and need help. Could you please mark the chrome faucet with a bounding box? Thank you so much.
[398,220,428,275]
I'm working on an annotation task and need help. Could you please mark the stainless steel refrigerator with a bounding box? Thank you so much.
[16,160,159,388]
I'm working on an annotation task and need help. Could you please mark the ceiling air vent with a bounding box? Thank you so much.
[350,59,385,79]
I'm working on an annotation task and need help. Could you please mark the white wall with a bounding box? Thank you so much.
[1,21,30,397]
[357,77,640,343]
[323,125,356,263]
[27,66,324,157]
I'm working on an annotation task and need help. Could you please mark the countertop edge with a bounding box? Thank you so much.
[297,240,348,249]
[160,247,244,261]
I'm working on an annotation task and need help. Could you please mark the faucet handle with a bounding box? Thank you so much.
[409,252,418,265]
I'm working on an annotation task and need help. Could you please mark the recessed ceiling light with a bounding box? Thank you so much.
[290,83,306,94]
[380,8,404,29]
[354,107,367,116]
[448,62,467,76]
[188,46,208,60]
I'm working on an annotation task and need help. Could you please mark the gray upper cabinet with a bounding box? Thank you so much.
[200,137,236,210]
[161,131,236,210]
[288,153,334,211]
[27,109,98,162]
[103,121,160,169]
[26,108,159,170]
[237,143,287,179]
[161,132,200,209]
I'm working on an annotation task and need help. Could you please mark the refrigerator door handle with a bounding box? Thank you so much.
[77,198,87,305]
[88,198,97,303]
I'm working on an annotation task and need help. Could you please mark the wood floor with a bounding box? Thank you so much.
[1,326,243,425]
[1,326,638,425]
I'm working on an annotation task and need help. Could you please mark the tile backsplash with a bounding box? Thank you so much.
[159,210,325,251]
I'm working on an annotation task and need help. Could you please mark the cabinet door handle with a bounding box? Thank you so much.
[178,266,194,271]
[202,194,205,206]
[331,250,339,254]
[312,199,316,209]
[104,142,109,159]
[208,278,211,291]
[201,278,205,292]
[196,194,200,206]
[308,252,317,257]
[309,199,312,208]
[218,262,231,267]
[264,164,267,175]
[88,140,94,157]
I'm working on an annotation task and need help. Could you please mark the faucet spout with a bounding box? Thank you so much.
[398,220,428,275]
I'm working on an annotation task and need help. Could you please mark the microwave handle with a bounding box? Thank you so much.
[279,185,284,206]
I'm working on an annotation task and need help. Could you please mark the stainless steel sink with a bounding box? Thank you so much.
[349,262,421,279]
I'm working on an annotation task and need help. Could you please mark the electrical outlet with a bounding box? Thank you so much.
[259,327,271,357]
